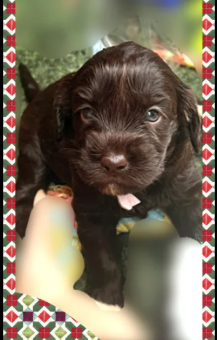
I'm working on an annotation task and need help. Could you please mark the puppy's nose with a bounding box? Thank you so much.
[101,154,128,172]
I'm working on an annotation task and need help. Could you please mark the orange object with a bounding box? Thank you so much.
[47,185,76,225]
[154,49,195,69]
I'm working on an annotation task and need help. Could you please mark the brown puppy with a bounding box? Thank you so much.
[17,42,202,308]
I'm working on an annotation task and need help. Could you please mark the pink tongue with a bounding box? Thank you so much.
[117,194,141,210]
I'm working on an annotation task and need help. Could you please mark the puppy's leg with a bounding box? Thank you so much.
[166,196,202,243]
[77,216,124,309]
[16,151,51,238]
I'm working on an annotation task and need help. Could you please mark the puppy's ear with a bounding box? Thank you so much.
[177,83,201,154]
[53,74,75,141]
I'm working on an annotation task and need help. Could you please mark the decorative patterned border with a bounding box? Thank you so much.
[3,1,215,339]
[202,1,215,339]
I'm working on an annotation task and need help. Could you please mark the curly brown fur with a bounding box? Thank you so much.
[17,41,202,307]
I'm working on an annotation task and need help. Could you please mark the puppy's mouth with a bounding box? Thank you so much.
[101,183,123,196]
[100,183,141,210]
[99,182,139,196]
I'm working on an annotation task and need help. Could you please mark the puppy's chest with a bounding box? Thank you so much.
[73,185,155,221]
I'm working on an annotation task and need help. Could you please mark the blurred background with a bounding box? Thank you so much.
[16,1,202,339]
[16,0,202,116]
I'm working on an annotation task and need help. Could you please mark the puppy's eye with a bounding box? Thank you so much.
[145,110,160,123]
[80,109,92,122]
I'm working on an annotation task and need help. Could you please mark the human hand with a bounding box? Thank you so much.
[16,190,149,340]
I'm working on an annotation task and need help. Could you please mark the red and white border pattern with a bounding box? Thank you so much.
[3,0,17,338]
[202,1,215,339]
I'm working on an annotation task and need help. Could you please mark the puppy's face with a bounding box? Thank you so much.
[56,42,200,196]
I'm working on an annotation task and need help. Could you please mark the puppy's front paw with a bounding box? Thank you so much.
[85,281,124,310]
